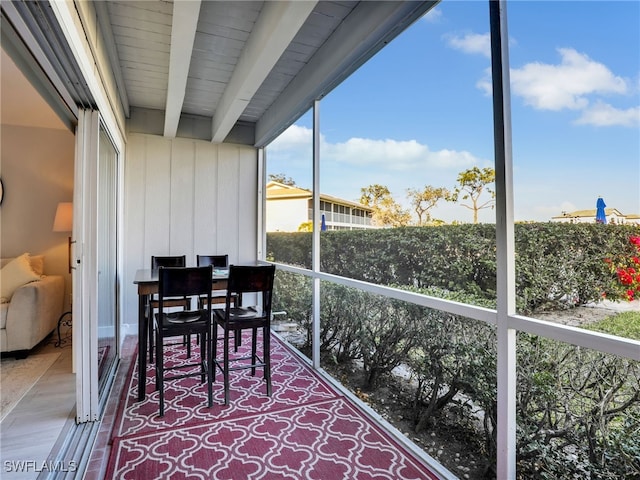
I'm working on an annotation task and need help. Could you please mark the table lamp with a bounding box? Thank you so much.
[53,202,73,273]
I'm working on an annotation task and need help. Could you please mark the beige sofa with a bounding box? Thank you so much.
[0,254,64,356]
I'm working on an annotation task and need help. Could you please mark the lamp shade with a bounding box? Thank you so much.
[53,202,73,232]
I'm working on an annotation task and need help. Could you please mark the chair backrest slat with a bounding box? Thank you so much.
[158,266,213,299]
[227,264,275,313]
[196,254,229,268]
[228,265,275,293]
[152,255,186,269]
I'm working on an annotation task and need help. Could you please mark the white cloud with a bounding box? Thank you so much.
[475,47,639,129]
[476,67,493,96]
[270,125,480,172]
[267,124,313,151]
[422,7,442,23]
[267,126,484,214]
[575,102,640,128]
[444,32,491,58]
[324,138,427,169]
[510,48,628,111]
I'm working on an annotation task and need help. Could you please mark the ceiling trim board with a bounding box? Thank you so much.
[94,1,130,117]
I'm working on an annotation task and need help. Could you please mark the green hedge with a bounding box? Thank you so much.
[267,223,640,478]
[268,224,640,479]
[267,223,639,314]
[272,271,639,478]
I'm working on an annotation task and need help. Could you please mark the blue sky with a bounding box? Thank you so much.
[266,1,640,224]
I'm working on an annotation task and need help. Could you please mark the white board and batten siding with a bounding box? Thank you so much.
[122,133,258,335]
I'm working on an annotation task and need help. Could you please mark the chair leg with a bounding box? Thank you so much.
[234,330,241,352]
[212,327,218,384]
[206,329,213,408]
[183,297,191,357]
[251,328,258,376]
[233,295,242,352]
[154,345,159,392]
[199,333,206,384]
[156,331,165,417]
[184,299,191,358]
[223,329,230,406]
[264,326,272,396]
[148,303,154,363]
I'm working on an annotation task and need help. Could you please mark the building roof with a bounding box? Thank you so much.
[266,181,372,212]
[551,208,628,219]
[266,182,312,200]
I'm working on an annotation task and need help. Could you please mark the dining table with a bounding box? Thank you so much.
[133,267,229,401]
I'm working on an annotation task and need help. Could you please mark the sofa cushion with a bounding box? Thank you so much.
[0,253,41,302]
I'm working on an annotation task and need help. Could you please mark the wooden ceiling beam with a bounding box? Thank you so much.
[210,1,317,144]
[164,0,201,138]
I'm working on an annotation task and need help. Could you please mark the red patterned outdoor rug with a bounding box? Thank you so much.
[105,333,441,479]
[111,335,339,439]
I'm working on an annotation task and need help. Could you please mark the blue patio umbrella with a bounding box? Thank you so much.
[596,197,607,224]
[321,213,327,231]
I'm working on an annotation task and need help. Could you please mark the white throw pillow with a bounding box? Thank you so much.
[0,253,41,301]
[30,255,45,276]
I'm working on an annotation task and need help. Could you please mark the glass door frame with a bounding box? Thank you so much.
[73,109,121,422]
[96,120,120,402]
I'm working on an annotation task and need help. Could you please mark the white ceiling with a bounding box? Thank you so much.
[0,1,436,145]
[1,48,67,130]
[101,0,436,146]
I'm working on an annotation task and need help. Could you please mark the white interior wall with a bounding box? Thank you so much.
[0,124,75,310]
[121,133,258,335]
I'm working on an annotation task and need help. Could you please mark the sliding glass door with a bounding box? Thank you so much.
[74,110,119,422]
[97,125,118,395]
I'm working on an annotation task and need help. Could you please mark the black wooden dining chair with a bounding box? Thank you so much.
[197,254,243,351]
[196,254,228,269]
[213,264,276,405]
[154,265,214,417]
[148,255,189,362]
[196,254,237,307]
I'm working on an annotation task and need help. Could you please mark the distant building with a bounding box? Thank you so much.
[266,181,375,232]
[625,214,640,225]
[551,208,639,224]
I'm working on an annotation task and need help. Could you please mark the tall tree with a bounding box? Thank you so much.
[268,173,296,186]
[360,184,411,227]
[451,167,495,224]
[360,184,392,207]
[406,185,451,225]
